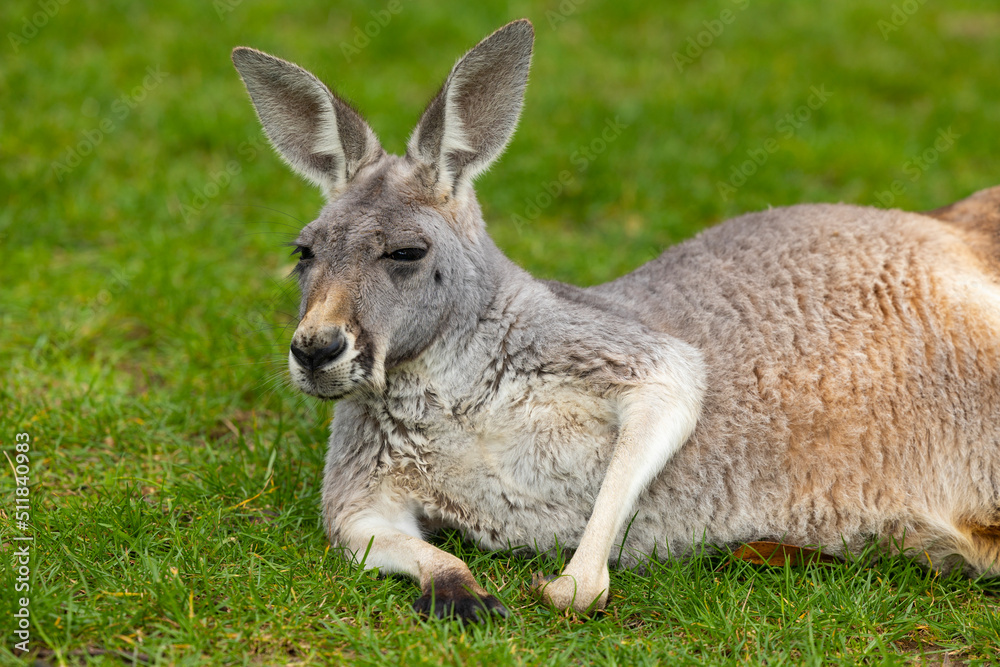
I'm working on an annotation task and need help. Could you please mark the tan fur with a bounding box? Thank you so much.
[928,185,1000,272]
[301,281,352,334]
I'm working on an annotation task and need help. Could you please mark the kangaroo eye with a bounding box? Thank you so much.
[385,248,427,262]
[292,245,314,260]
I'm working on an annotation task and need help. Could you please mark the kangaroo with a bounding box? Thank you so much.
[232,19,1000,621]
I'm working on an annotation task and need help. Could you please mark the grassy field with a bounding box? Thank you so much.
[3,0,1000,664]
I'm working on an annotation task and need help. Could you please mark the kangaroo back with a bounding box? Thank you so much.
[926,185,1000,272]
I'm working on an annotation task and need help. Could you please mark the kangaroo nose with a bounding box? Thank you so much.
[290,333,347,371]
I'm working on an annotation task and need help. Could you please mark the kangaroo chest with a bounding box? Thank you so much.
[373,373,621,550]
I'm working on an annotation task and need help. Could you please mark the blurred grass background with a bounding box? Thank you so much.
[2,0,1000,664]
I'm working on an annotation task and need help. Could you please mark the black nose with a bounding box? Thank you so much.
[290,334,347,371]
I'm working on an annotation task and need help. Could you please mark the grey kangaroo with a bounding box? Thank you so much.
[232,19,1000,620]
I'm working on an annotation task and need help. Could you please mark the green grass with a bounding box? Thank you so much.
[3,0,1000,664]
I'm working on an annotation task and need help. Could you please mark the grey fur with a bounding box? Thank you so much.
[408,19,534,195]
[233,20,1000,619]
[232,47,383,197]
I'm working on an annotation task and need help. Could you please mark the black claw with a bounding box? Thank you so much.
[412,592,508,623]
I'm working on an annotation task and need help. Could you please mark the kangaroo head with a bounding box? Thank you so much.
[232,20,534,399]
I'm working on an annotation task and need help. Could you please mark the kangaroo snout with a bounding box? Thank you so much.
[290,331,346,372]
[290,279,354,373]
[287,322,361,399]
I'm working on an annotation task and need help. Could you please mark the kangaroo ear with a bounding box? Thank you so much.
[232,47,383,199]
[407,19,533,197]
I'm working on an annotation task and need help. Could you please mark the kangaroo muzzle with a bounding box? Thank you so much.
[290,330,346,372]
